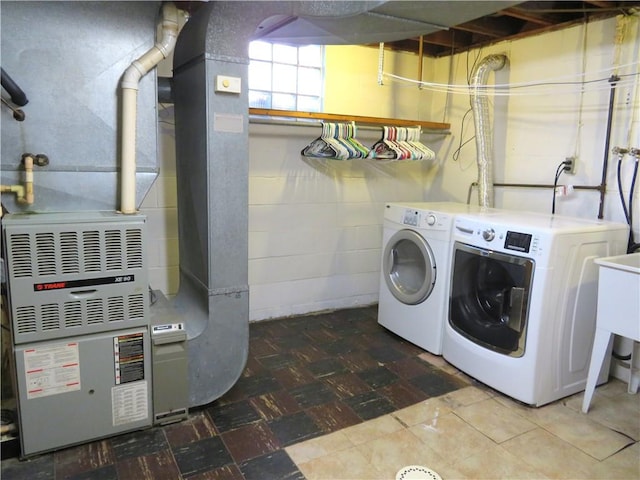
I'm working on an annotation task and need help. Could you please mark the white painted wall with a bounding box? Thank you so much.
[426,16,640,229]
[143,14,639,327]
[247,123,435,320]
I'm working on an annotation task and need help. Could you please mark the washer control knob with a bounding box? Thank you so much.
[482,228,496,242]
[426,214,437,226]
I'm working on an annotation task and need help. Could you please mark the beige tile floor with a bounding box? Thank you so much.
[286,353,640,480]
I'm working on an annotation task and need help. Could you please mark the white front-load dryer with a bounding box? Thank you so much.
[377,202,484,354]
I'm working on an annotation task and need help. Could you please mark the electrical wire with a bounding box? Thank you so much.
[452,108,474,163]
[628,159,638,249]
[617,155,631,224]
[627,155,639,252]
[382,68,640,97]
[453,51,481,167]
[616,150,640,253]
[551,160,569,214]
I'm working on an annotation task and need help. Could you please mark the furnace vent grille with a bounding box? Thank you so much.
[12,294,146,337]
[8,227,144,278]
[2,214,149,344]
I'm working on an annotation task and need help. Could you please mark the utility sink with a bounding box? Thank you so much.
[583,252,640,413]
[594,252,640,339]
[595,252,640,274]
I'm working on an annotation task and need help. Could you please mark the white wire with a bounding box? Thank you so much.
[382,71,639,97]
[383,70,639,91]
[384,60,639,89]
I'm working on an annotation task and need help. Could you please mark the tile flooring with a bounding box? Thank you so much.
[289,352,640,479]
[2,305,639,479]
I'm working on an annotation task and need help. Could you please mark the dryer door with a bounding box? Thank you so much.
[449,242,534,357]
[383,229,436,305]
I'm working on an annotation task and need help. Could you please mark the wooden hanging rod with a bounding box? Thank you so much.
[248,108,450,131]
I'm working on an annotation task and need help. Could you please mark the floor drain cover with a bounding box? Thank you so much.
[396,465,442,480]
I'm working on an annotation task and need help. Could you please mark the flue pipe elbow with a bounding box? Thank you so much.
[120,2,179,214]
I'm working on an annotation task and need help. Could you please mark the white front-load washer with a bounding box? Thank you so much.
[442,210,629,406]
[377,202,485,354]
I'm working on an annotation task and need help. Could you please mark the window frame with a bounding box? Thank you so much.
[248,41,324,112]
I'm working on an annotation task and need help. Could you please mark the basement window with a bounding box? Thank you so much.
[248,41,323,112]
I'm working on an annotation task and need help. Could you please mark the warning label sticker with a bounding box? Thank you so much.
[112,381,149,426]
[113,333,145,385]
[24,343,81,399]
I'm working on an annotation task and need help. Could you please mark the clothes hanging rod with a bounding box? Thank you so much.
[248,108,451,132]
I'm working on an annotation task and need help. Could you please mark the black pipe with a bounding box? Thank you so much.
[157,77,174,104]
[0,68,28,106]
[597,75,619,219]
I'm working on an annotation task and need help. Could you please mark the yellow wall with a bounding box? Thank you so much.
[323,44,429,121]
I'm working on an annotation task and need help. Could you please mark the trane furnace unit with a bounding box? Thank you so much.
[2,213,157,455]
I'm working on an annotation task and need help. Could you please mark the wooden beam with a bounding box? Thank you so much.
[500,7,555,26]
[248,108,451,131]
[582,1,616,7]
[421,30,469,49]
[454,17,517,38]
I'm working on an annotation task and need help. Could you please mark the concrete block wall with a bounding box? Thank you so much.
[141,118,439,320]
[247,123,436,320]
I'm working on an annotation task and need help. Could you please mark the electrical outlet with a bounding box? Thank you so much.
[564,156,576,175]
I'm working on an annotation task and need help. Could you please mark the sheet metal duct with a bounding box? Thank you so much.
[0,2,161,213]
[255,1,520,45]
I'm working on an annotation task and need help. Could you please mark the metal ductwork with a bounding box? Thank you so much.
[1,2,161,213]
[254,1,519,45]
[470,54,507,208]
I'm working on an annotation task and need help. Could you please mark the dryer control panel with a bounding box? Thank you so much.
[402,209,420,226]
[401,209,451,230]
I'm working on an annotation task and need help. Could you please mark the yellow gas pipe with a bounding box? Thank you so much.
[0,154,34,205]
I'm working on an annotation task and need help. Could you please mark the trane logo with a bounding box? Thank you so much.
[33,275,135,292]
[35,282,67,291]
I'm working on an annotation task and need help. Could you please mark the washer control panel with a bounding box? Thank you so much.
[454,218,545,257]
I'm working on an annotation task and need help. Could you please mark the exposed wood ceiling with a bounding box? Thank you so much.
[379,1,640,57]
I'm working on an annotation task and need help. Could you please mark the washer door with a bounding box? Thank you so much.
[383,229,436,305]
[449,242,534,357]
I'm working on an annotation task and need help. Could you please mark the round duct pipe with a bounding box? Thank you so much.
[470,54,507,208]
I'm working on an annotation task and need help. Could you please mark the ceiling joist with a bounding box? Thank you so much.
[376,1,640,58]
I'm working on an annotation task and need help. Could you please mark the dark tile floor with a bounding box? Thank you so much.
[1,305,466,480]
